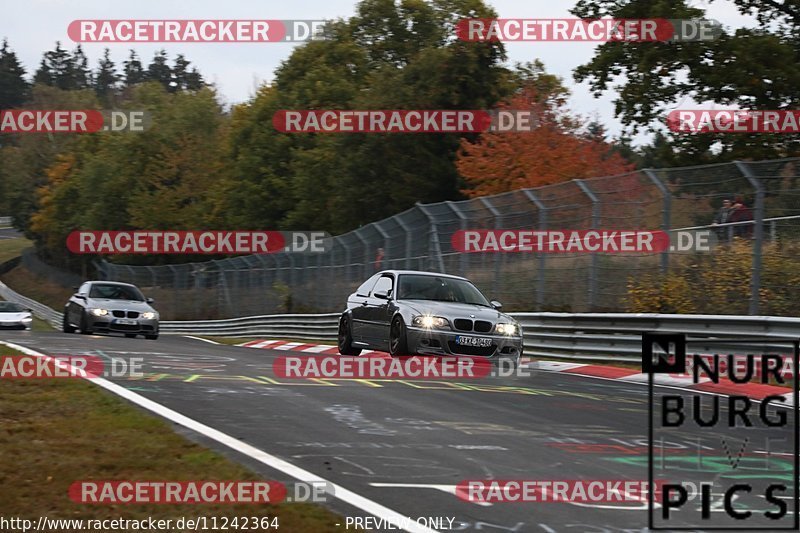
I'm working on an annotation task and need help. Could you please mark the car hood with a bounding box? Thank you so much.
[0,312,30,320]
[400,300,512,322]
[85,299,155,312]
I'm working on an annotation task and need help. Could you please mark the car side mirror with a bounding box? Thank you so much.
[146,297,154,304]
[25,308,32,313]
[490,300,503,310]
[373,291,389,300]
[74,293,86,300]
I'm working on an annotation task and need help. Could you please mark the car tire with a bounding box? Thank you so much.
[125,333,137,338]
[145,334,158,340]
[338,315,362,356]
[62,313,76,334]
[79,311,92,335]
[389,316,409,357]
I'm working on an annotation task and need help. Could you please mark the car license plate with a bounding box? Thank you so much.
[455,335,492,347]
[115,319,137,325]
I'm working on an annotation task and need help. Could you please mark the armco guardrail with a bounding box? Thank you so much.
[1,281,798,358]
[515,313,800,362]
[159,313,340,340]
[0,281,63,328]
[0,216,11,227]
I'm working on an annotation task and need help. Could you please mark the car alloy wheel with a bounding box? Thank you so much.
[389,316,409,357]
[338,315,362,356]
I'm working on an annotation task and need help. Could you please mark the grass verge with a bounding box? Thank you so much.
[0,264,72,310]
[0,237,31,264]
[0,349,348,531]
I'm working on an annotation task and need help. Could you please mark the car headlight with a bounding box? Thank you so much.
[412,315,450,329]
[141,311,157,320]
[495,322,518,335]
[90,308,108,316]
[21,315,32,322]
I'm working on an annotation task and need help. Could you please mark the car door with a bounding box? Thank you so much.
[362,274,394,346]
[349,275,379,343]
[68,282,90,325]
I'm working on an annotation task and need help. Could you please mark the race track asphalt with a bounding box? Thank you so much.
[1,330,796,533]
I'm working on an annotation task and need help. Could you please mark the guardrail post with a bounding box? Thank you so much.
[479,197,504,300]
[644,169,672,273]
[523,190,548,310]
[734,160,765,316]
[575,180,599,310]
[445,201,469,276]
[373,221,391,271]
[394,215,413,270]
[416,202,446,273]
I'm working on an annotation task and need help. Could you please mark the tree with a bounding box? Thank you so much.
[34,42,72,89]
[146,49,173,91]
[94,48,119,102]
[68,44,91,90]
[571,0,800,163]
[0,39,29,108]
[33,42,92,91]
[172,54,205,92]
[122,50,146,87]
[219,0,511,234]
[456,84,636,197]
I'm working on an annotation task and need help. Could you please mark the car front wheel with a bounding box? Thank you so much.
[389,316,409,357]
[62,312,75,334]
[338,315,362,356]
[79,311,92,335]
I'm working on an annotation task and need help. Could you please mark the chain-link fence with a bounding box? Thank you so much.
[96,158,800,320]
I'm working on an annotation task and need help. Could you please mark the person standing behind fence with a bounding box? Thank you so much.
[728,195,754,238]
[374,248,385,271]
[712,198,733,242]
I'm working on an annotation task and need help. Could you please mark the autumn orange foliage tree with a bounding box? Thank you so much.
[456,86,636,197]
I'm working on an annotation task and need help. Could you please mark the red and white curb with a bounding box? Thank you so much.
[237,340,794,405]
[535,361,795,406]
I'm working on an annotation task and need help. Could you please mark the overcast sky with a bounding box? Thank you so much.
[2,0,757,143]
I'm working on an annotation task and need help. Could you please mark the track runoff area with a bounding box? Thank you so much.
[0,328,796,532]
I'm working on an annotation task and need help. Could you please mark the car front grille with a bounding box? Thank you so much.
[112,310,140,318]
[447,341,496,357]
[474,320,492,333]
[452,319,493,333]
[108,323,139,331]
[453,319,473,331]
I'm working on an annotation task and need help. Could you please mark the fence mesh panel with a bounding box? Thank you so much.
[94,158,800,319]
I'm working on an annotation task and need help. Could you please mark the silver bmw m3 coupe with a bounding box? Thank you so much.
[338,270,523,365]
[62,281,160,339]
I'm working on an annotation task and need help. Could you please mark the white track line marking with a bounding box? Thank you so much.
[183,335,221,345]
[302,345,336,353]
[0,340,437,533]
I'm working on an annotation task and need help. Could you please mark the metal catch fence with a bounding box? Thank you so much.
[95,158,800,320]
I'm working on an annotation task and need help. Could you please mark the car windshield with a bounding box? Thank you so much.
[0,302,25,312]
[88,284,145,301]
[396,274,491,306]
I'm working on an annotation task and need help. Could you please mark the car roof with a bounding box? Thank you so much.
[375,270,469,281]
[84,281,138,288]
